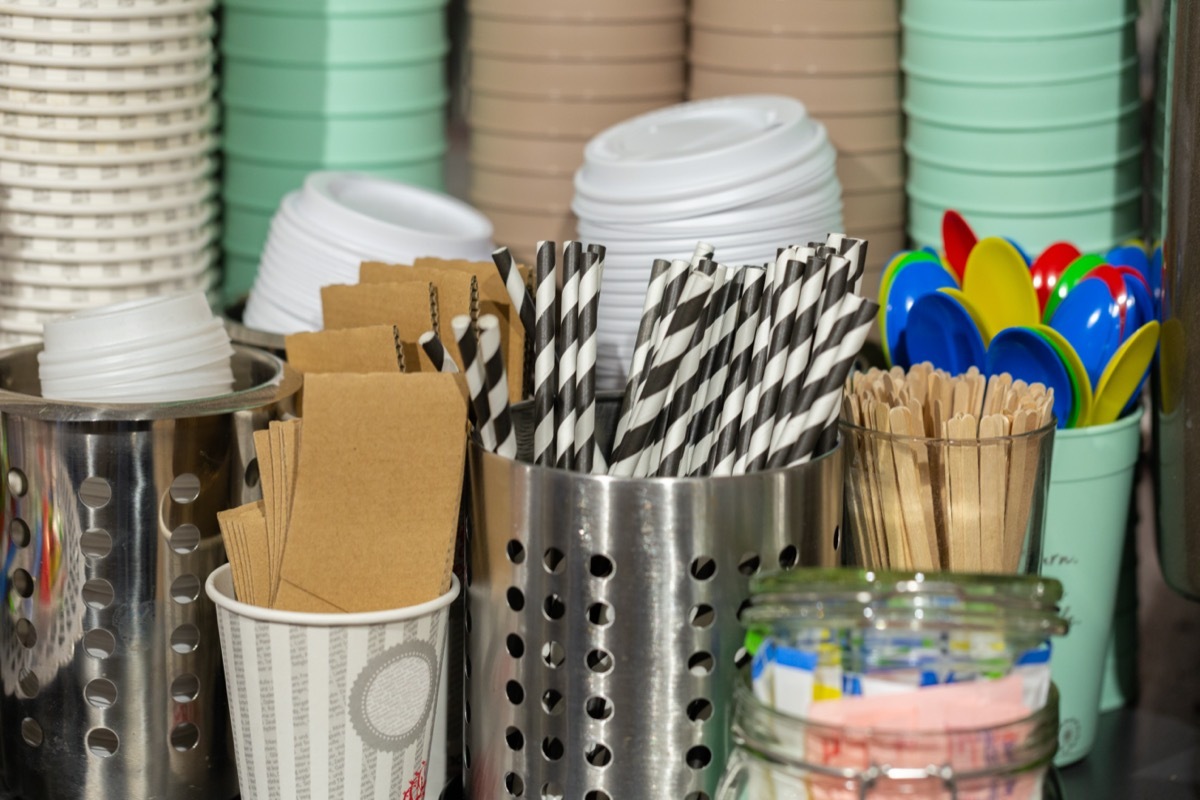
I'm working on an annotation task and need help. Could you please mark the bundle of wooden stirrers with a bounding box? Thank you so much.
[841,363,1055,575]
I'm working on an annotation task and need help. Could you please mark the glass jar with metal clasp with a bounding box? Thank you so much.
[716,568,1069,800]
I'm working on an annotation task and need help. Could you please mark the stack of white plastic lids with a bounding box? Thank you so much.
[243,171,496,333]
[0,0,219,347]
[572,95,843,385]
[39,290,233,402]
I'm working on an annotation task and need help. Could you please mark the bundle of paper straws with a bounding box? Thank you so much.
[434,243,607,471]
[453,236,879,479]
[610,235,878,477]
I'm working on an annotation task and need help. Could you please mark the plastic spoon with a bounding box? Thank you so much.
[1084,264,1131,335]
[986,327,1075,429]
[1108,267,1156,326]
[877,249,944,365]
[882,258,958,369]
[1047,276,1122,389]
[942,209,977,282]
[905,292,987,376]
[961,236,1040,337]
[1105,244,1151,286]
[1029,242,1081,313]
[1115,266,1155,329]
[1042,253,1104,322]
[1090,321,1160,426]
[1032,325,1093,428]
[938,287,993,343]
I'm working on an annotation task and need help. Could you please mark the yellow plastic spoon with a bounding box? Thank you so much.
[961,237,1040,337]
[1089,320,1160,426]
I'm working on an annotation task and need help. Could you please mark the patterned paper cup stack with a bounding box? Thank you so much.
[0,0,220,345]
[466,0,686,265]
[687,0,904,297]
[219,0,450,303]
[902,0,1142,253]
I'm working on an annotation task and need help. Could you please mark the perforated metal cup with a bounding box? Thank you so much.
[0,344,300,800]
[465,397,843,800]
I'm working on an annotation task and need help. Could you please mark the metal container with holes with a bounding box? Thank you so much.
[466,398,843,800]
[0,344,300,800]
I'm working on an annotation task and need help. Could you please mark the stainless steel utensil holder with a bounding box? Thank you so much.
[0,345,301,800]
[465,397,843,800]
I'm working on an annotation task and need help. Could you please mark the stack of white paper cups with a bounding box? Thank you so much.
[0,0,220,345]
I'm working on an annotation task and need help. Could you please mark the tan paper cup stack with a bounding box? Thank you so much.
[687,0,905,286]
[468,0,686,263]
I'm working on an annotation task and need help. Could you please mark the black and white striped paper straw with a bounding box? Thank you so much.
[691,241,715,268]
[615,257,671,445]
[609,270,714,477]
[533,241,558,467]
[575,248,603,474]
[656,266,728,477]
[686,267,745,474]
[733,257,779,473]
[479,315,518,459]
[555,242,582,470]
[743,254,805,473]
[782,297,878,465]
[492,246,535,338]
[709,266,766,476]
[767,252,831,461]
[451,314,497,452]
[614,258,690,452]
[418,331,459,373]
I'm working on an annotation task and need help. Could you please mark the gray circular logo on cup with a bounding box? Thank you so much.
[349,640,439,752]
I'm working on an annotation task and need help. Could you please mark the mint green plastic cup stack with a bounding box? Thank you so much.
[902,0,1142,254]
[219,0,449,304]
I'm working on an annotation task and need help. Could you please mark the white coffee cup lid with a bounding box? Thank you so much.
[577,95,825,203]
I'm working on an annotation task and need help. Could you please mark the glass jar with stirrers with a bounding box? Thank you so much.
[840,365,1057,575]
[716,568,1069,800]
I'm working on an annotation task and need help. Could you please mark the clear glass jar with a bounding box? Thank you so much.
[717,568,1068,800]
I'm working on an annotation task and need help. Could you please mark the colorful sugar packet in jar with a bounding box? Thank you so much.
[717,568,1069,800]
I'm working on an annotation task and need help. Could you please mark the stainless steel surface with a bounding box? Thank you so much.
[221,301,286,357]
[466,397,843,800]
[0,347,300,800]
[1154,0,1200,600]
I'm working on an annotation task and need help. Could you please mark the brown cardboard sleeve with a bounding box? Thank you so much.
[276,373,467,613]
[285,325,402,374]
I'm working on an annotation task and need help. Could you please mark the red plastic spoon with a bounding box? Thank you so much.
[1029,241,1082,313]
[942,209,977,283]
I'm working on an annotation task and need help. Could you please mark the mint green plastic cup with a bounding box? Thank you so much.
[904,59,1139,128]
[223,203,275,259]
[222,0,444,17]
[222,105,446,163]
[222,154,444,211]
[908,152,1142,210]
[908,195,1141,254]
[221,56,447,116]
[1040,410,1143,765]
[221,8,446,66]
[223,252,260,305]
[906,104,1142,170]
[902,0,1133,38]
[903,22,1136,81]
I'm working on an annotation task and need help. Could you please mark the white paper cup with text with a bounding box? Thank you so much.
[206,564,458,800]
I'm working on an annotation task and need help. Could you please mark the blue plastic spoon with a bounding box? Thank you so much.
[986,327,1075,429]
[905,292,987,376]
[1048,277,1122,390]
[883,259,958,369]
